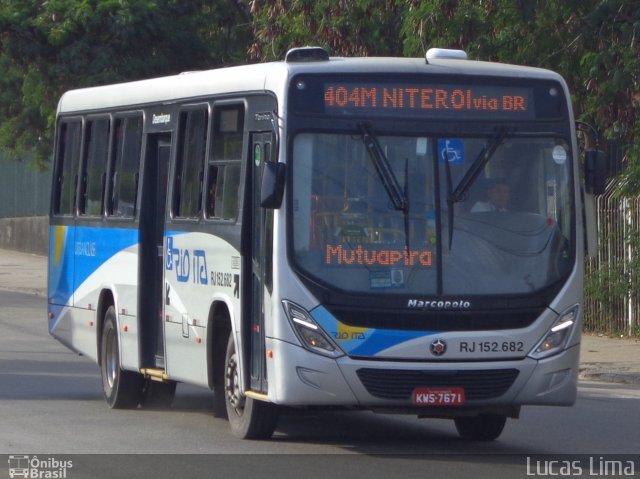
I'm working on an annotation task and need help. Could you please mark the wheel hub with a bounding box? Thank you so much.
[225,353,245,412]
[105,329,117,389]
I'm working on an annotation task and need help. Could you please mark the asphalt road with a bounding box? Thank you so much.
[1,290,639,479]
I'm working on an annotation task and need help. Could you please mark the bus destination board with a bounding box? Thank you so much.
[323,82,535,120]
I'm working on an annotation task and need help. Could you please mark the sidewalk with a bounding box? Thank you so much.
[580,334,640,385]
[1,248,638,385]
[0,247,47,297]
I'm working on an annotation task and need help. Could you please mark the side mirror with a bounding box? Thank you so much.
[584,149,607,195]
[260,162,286,209]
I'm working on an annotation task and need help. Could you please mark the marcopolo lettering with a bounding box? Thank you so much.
[407,299,471,310]
[254,112,272,122]
[152,113,171,125]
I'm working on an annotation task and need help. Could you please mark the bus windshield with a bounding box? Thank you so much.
[291,131,573,296]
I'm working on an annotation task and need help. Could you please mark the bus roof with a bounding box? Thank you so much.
[56,55,565,115]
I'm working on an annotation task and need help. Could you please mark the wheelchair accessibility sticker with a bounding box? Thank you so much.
[439,139,464,165]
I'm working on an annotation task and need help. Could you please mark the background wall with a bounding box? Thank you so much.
[0,155,51,255]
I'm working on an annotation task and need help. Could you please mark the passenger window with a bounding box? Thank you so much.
[206,163,241,220]
[206,164,219,216]
[205,104,244,221]
[173,108,208,219]
[108,115,142,218]
[53,120,82,216]
[211,105,244,161]
[79,118,109,216]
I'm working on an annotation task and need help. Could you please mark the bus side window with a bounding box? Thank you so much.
[173,107,208,219]
[205,104,244,221]
[78,118,109,216]
[53,120,82,216]
[206,164,219,216]
[107,115,142,218]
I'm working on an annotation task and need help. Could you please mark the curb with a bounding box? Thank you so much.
[579,369,640,385]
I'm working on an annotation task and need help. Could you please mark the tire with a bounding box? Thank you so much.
[454,414,507,441]
[212,383,228,419]
[212,324,229,419]
[140,379,176,409]
[100,306,144,409]
[224,333,279,439]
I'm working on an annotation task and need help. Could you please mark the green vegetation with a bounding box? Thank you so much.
[2,1,637,171]
[0,0,251,167]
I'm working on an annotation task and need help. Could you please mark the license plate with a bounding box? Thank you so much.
[412,387,465,406]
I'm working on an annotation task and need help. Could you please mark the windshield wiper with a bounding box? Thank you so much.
[359,124,412,260]
[450,127,510,204]
[359,123,408,213]
[445,127,510,249]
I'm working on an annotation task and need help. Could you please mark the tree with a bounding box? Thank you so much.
[574,0,640,196]
[249,0,404,60]
[0,0,252,167]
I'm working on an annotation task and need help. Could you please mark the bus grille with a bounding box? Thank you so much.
[356,368,519,400]
[327,306,541,331]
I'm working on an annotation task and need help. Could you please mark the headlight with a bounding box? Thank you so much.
[529,305,579,360]
[282,301,345,358]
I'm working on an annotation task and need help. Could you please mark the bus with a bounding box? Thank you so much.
[48,47,606,440]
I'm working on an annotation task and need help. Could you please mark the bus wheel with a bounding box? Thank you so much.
[141,380,176,409]
[224,333,279,439]
[454,414,507,441]
[100,306,143,409]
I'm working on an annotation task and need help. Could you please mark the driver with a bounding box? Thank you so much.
[471,178,511,212]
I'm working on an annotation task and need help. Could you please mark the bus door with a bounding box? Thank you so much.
[139,133,171,369]
[246,132,275,394]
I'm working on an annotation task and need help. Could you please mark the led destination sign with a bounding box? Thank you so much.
[323,83,535,120]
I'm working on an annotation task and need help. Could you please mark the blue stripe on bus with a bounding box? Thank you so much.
[48,225,139,305]
[311,305,432,357]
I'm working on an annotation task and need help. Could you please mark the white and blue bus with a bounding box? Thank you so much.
[48,47,606,440]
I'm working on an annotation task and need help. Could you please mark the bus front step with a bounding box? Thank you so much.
[140,368,169,382]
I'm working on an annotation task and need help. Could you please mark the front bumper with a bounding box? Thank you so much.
[266,337,579,413]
